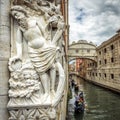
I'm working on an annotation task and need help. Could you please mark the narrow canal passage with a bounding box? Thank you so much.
[67,75,120,120]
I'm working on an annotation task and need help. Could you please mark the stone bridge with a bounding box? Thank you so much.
[69,71,79,76]
[68,40,97,61]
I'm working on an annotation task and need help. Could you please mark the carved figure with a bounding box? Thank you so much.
[8,0,65,107]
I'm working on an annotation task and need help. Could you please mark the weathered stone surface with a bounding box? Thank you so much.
[0,0,10,79]
[0,0,11,119]
[0,0,10,58]
[0,60,9,95]
[0,96,8,120]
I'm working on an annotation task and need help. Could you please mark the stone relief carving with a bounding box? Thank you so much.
[8,60,43,106]
[8,0,65,119]
[9,107,56,120]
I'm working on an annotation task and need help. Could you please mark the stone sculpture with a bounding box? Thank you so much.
[8,0,65,119]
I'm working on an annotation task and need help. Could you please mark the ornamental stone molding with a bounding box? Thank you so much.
[7,0,66,119]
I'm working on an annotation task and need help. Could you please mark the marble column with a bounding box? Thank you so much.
[0,0,10,119]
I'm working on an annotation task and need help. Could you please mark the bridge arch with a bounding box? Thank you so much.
[68,40,97,61]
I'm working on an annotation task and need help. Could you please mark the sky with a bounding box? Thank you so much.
[69,0,120,46]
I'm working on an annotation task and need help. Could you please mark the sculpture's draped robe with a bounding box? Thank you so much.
[28,46,57,74]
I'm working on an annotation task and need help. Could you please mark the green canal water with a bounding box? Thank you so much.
[67,76,120,120]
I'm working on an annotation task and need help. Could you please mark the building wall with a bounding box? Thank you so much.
[76,58,82,72]
[0,0,10,119]
[77,59,97,79]
[85,31,120,93]
[79,59,87,78]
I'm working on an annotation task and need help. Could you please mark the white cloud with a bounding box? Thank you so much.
[69,0,120,45]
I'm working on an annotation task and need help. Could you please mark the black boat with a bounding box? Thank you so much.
[74,92,85,113]
[74,84,79,91]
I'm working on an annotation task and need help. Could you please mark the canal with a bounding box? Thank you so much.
[67,75,120,120]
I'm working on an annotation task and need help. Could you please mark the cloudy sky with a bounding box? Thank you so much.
[69,0,120,45]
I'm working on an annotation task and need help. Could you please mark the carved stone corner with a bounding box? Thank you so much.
[8,1,66,119]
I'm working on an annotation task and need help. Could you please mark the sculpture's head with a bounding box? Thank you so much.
[11,5,28,20]
[10,5,28,29]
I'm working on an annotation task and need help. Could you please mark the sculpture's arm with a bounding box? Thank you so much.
[52,21,65,45]
[16,28,22,58]
[36,21,45,36]
[9,28,22,63]
[36,21,47,38]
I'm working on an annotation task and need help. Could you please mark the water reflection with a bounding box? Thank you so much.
[74,112,84,120]
[67,75,120,120]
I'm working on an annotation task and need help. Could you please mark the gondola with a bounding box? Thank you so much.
[74,92,85,113]
[74,84,79,91]
[74,101,84,113]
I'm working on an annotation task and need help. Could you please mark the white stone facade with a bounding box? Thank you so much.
[86,31,120,92]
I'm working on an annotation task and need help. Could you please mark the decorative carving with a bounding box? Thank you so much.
[8,0,65,119]
[9,107,56,120]
[8,60,43,106]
